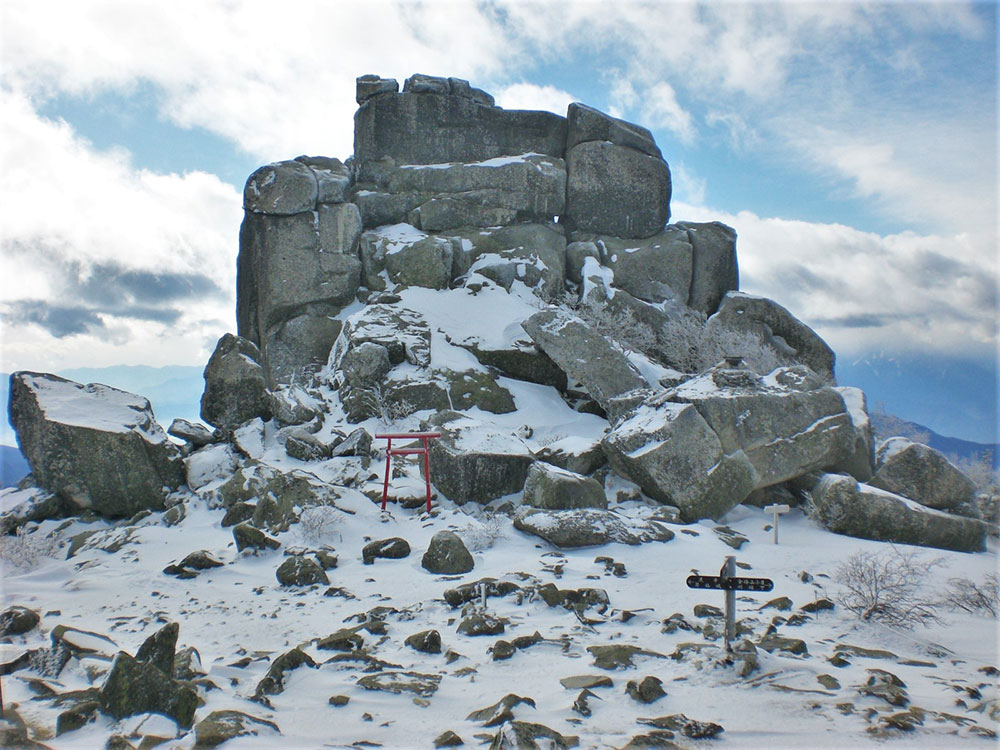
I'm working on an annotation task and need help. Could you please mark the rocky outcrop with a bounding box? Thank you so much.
[238,157,362,385]
[353,74,565,175]
[676,221,739,315]
[870,438,977,512]
[588,227,693,304]
[811,474,986,552]
[8,372,184,518]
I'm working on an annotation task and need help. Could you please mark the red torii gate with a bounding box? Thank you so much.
[375,432,442,513]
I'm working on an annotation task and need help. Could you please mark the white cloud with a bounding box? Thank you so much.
[493,83,576,115]
[674,201,998,362]
[640,82,694,144]
[0,89,242,371]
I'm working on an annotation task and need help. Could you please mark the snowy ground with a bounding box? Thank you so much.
[1,478,996,749]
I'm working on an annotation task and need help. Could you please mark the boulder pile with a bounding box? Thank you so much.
[5,73,988,555]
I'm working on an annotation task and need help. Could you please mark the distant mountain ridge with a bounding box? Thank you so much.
[870,411,998,470]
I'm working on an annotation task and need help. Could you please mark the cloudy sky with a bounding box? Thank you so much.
[1,1,996,441]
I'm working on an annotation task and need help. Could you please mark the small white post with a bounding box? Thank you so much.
[479,582,487,610]
[763,504,791,544]
[722,555,736,652]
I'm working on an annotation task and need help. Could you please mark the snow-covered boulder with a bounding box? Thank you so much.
[359,224,458,291]
[522,307,647,411]
[669,366,855,490]
[422,411,535,505]
[832,386,876,481]
[534,436,606,475]
[200,333,272,430]
[522,462,607,511]
[870,437,977,512]
[514,508,675,548]
[601,399,758,521]
[811,473,986,553]
[8,372,185,518]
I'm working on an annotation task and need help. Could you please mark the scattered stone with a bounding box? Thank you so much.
[458,612,507,636]
[253,648,317,702]
[660,613,698,634]
[534,437,607,476]
[559,675,614,690]
[817,674,841,690]
[56,698,100,735]
[861,669,909,707]
[422,530,475,574]
[318,628,364,652]
[638,715,724,740]
[573,688,598,717]
[276,555,330,586]
[487,720,578,750]
[405,630,442,654]
[713,526,749,549]
[833,643,897,660]
[362,537,411,565]
[443,578,523,608]
[693,604,723,618]
[357,671,441,697]
[193,710,281,748]
[799,598,835,613]
[221,501,256,528]
[619,731,680,749]
[760,596,792,612]
[329,695,350,707]
[467,694,537,726]
[233,522,281,552]
[163,550,225,578]
[757,634,808,656]
[626,676,666,704]
[168,418,218,448]
[0,606,40,637]
[434,730,464,747]
[587,645,666,670]
[135,622,178,675]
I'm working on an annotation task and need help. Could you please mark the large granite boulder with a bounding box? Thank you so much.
[8,372,185,518]
[201,333,272,430]
[354,74,565,173]
[675,221,739,316]
[422,530,475,574]
[589,226,693,304]
[329,304,432,371]
[237,197,361,384]
[99,650,198,728]
[372,153,566,232]
[870,438,977,511]
[602,398,758,520]
[566,102,661,158]
[448,223,567,301]
[706,293,835,382]
[669,366,855,490]
[811,474,986,552]
[565,140,671,239]
[534,436,607,475]
[521,462,607,510]
[422,411,534,504]
[358,223,458,291]
[514,508,675,548]
[522,308,647,411]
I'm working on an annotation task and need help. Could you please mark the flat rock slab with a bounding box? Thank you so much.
[522,308,647,410]
[514,508,674,548]
[559,675,614,690]
[357,671,441,697]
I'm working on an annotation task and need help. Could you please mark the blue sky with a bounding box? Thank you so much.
[1,1,996,442]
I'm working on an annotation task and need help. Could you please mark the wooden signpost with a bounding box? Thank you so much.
[686,556,774,651]
[763,503,791,544]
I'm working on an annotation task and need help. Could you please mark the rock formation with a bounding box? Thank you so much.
[5,73,988,556]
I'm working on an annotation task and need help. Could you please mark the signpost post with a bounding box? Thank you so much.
[763,503,791,544]
[686,556,774,651]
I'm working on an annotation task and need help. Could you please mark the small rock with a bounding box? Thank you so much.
[221,502,255,527]
[757,634,808,656]
[434,730,464,747]
[357,670,442,697]
[233,522,281,552]
[861,669,909,707]
[588,644,666,670]
[760,596,792,612]
[317,628,363,651]
[693,604,723,618]
[422,530,475,574]
[329,695,350,707]
[457,612,507,636]
[817,674,841,690]
[627,675,666,704]
[193,709,280,747]
[276,556,329,586]
[362,537,411,565]
[467,694,536,726]
[405,629,442,654]
[135,621,178,675]
[799,598,835,613]
[253,648,317,702]
[573,688,598,717]
[0,606,40,636]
